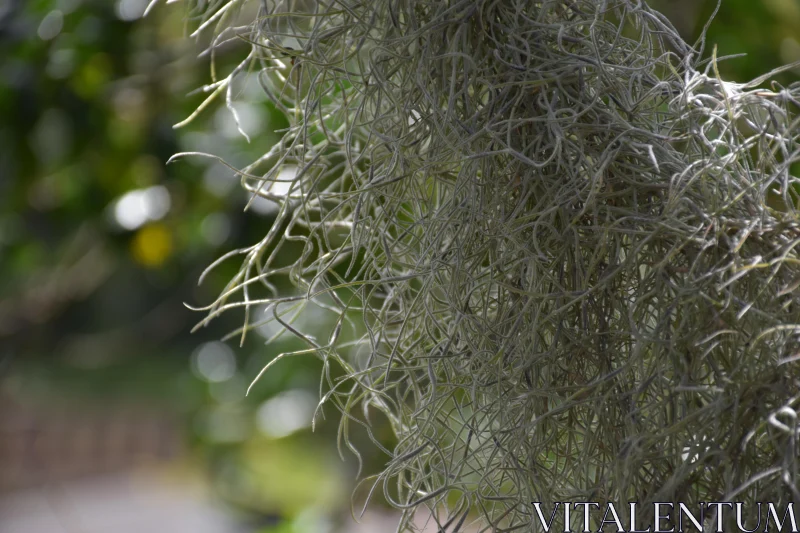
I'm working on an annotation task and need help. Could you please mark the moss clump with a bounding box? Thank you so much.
[173,0,800,529]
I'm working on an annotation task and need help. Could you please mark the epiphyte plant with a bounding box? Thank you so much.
[161,0,800,530]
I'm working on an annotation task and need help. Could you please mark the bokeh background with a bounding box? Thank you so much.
[0,0,798,532]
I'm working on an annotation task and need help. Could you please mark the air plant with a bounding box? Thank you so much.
[162,0,800,530]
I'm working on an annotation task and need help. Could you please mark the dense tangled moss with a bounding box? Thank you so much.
[170,0,800,530]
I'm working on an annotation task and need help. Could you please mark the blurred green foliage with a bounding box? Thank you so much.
[654,0,800,83]
[0,0,373,527]
[0,0,797,530]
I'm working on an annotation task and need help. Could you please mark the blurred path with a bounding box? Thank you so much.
[0,395,245,532]
[0,470,245,533]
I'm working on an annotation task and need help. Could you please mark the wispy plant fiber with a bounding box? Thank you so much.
[171,0,800,529]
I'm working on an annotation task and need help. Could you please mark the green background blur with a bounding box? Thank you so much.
[0,0,798,531]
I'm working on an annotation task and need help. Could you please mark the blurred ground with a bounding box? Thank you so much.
[0,394,240,532]
[0,474,452,533]
[0,470,245,533]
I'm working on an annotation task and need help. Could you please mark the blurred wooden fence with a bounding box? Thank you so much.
[0,395,183,492]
